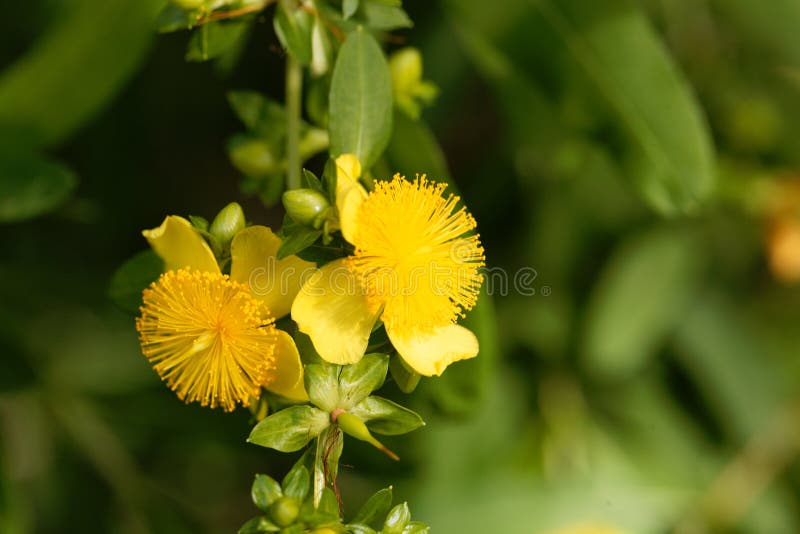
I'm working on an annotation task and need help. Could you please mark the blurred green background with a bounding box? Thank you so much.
[3,1,800,533]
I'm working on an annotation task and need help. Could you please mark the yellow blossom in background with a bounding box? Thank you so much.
[136,216,313,411]
[292,154,485,376]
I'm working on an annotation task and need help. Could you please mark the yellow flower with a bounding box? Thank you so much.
[136,216,314,411]
[292,155,485,376]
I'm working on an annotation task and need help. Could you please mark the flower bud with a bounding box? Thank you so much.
[282,188,331,228]
[209,202,246,248]
[168,0,205,10]
[269,496,300,527]
[335,411,399,461]
[229,137,282,177]
[389,48,423,96]
[388,48,438,119]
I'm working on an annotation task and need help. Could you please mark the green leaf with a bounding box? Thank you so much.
[229,91,267,131]
[347,526,377,534]
[0,0,161,148]
[383,502,410,534]
[338,353,389,409]
[360,4,413,31]
[718,0,800,68]
[313,426,343,507]
[317,487,339,516]
[349,396,424,436]
[674,293,790,439]
[274,0,313,65]
[535,0,715,215]
[582,226,701,379]
[282,463,310,501]
[343,0,360,19]
[238,516,281,533]
[0,156,77,223]
[252,474,283,512]
[247,406,329,452]
[188,215,209,231]
[329,27,393,168]
[186,20,251,62]
[402,522,430,534]
[108,250,164,314]
[157,5,197,33]
[352,486,392,527]
[302,169,323,191]
[277,226,323,259]
[229,134,282,177]
[304,363,340,412]
[388,354,421,394]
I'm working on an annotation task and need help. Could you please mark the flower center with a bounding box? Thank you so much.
[349,175,485,331]
[136,269,276,411]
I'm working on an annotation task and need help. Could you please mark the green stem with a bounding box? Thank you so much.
[285,55,303,190]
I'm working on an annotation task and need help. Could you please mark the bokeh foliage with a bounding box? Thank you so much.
[2,0,800,533]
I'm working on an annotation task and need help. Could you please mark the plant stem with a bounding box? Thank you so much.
[285,55,303,190]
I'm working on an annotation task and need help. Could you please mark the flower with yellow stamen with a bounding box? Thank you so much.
[137,215,314,411]
[292,154,485,376]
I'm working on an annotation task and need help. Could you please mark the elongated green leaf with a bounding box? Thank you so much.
[361,4,413,31]
[108,250,164,314]
[582,226,701,378]
[313,426,342,507]
[228,91,267,131]
[349,396,425,435]
[247,406,329,452]
[282,464,310,501]
[717,0,800,67]
[186,21,250,62]
[389,354,421,394]
[343,0,360,19]
[252,475,283,512]
[329,27,393,168]
[674,293,791,439]
[352,487,393,527]
[338,353,389,409]
[157,5,197,33]
[0,0,161,148]
[238,516,280,533]
[0,156,77,222]
[274,0,313,65]
[535,0,715,214]
[304,362,340,412]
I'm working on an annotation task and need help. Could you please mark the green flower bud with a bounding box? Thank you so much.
[389,48,423,97]
[383,502,411,534]
[388,48,438,119]
[335,411,399,461]
[282,188,331,228]
[168,0,205,10]
[269,496,300,527]
[209,202,246,247]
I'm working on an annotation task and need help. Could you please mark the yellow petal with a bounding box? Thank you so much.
[230,226,316,318]
[143,215,219,273]
[291,259,379,365]
[387,323,479,376]
[335,153,361,181]
[265,329,308,401]
[334,154,367,244]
